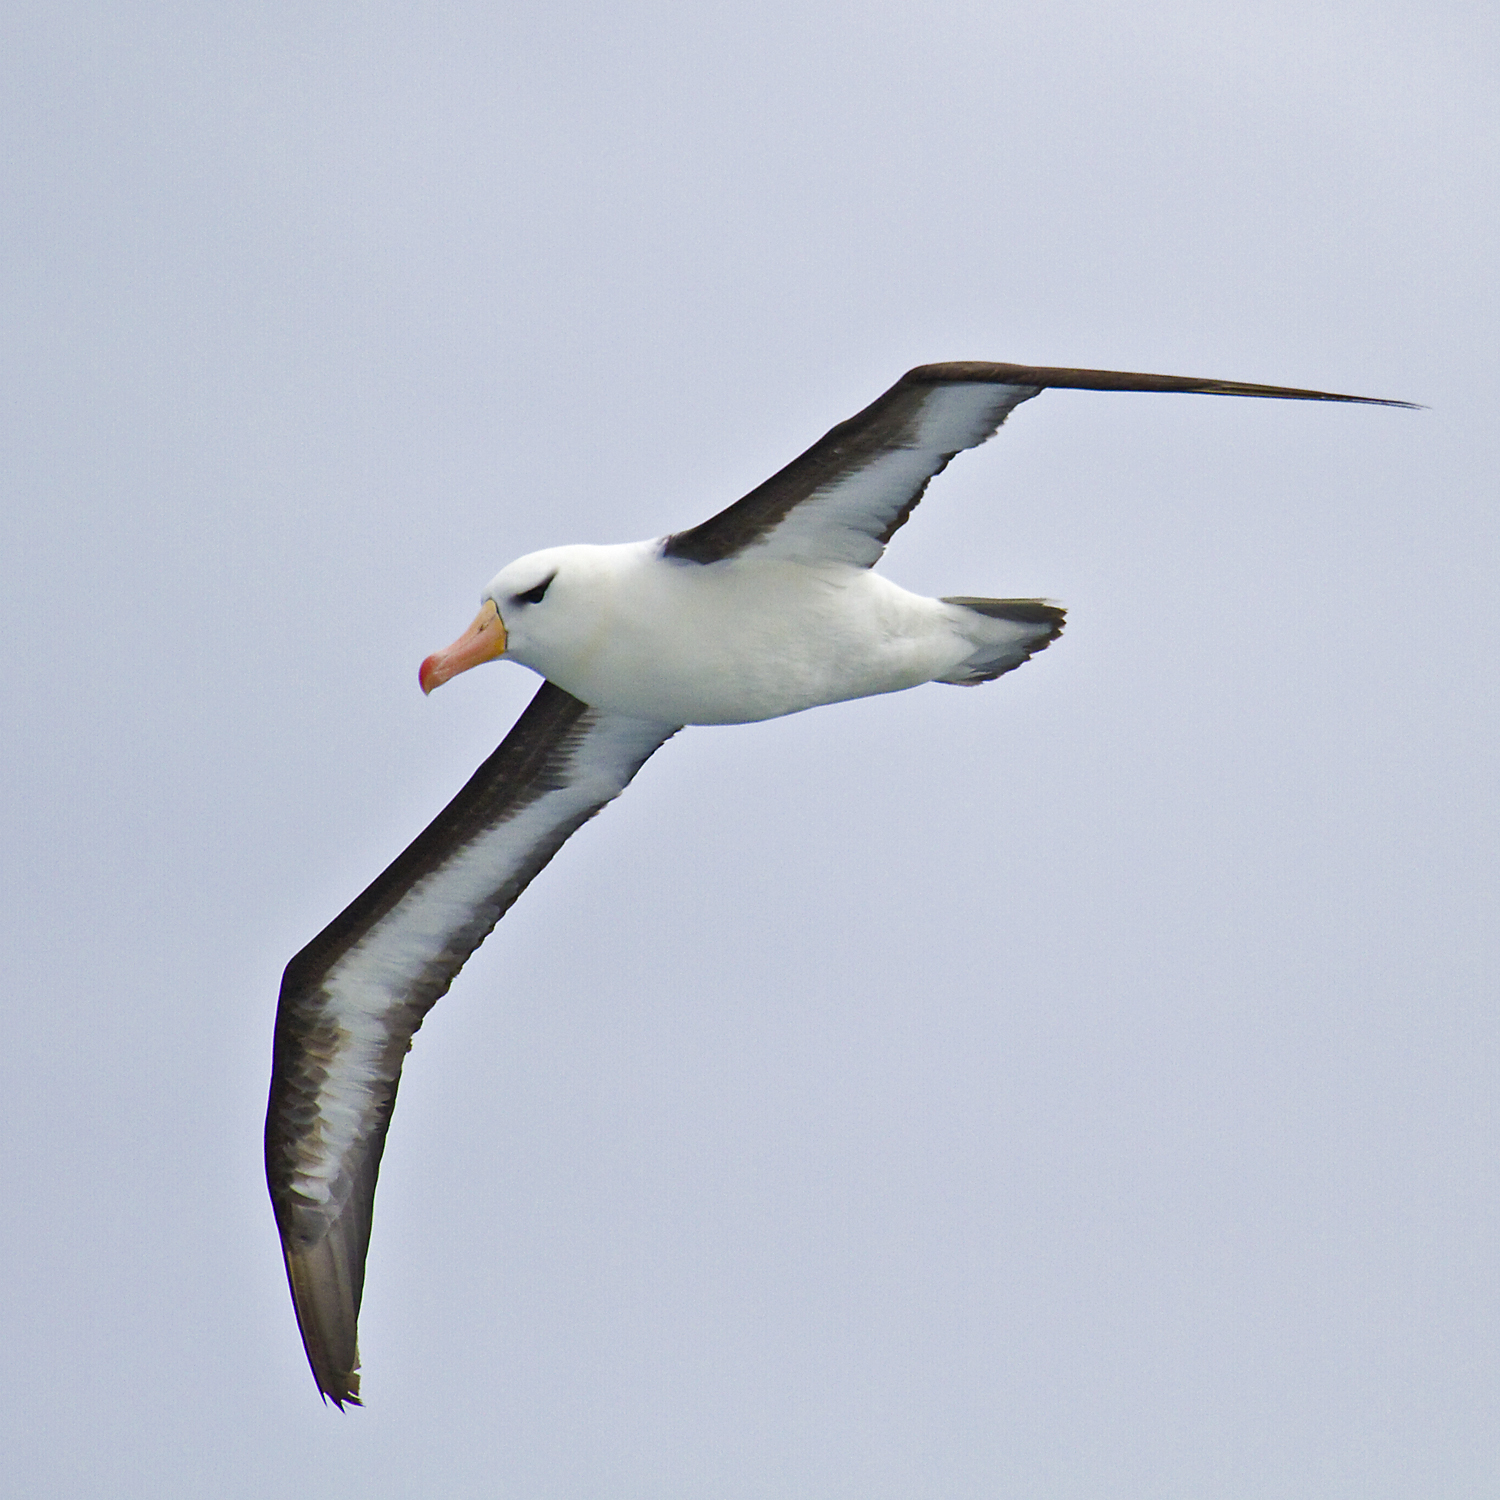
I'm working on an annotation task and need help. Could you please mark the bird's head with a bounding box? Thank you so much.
[418,545,604,694]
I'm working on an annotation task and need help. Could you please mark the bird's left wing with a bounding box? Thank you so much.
[663,361,1415,568]
[265,680,679,1407]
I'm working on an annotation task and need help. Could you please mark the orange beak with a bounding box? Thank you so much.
[418,599,508,694]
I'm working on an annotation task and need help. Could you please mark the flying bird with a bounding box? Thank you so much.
[266,360,1412,1405]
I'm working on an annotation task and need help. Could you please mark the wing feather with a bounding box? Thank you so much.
[265,680,678,1405]
[663,361,1415,568]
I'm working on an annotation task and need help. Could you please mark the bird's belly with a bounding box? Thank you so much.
[536,564,963,725]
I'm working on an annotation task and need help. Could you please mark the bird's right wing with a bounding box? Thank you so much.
[663,362,1416,569]
[265,680,679,1406]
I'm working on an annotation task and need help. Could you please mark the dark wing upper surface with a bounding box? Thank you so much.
[265,681,678,1406]
[663,361,1416,569]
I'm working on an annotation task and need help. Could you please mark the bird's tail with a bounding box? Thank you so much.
[935,597,1066,685]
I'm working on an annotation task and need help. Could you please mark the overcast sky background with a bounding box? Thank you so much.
[3,2,1496,1496]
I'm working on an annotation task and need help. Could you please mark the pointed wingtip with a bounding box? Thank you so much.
[321,1370,364,1409]
[901,361,1421,410]
[279,1229,367,1409]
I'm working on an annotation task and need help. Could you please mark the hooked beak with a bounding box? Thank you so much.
[419,599,508,694]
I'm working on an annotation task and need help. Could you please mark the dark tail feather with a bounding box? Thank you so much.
[936,597,1066,685]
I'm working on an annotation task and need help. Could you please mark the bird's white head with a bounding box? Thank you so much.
[418,544,619,694]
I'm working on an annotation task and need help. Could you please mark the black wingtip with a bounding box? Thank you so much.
[277,1232,367,1410]
[320,1373,364,1410]
[901,361,1420,410]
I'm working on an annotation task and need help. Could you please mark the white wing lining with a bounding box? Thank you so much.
[723,383,1039,568]
[295,714,672,1214]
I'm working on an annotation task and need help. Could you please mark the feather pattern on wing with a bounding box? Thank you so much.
[265,681,678,1405]
[662,361,1416,568]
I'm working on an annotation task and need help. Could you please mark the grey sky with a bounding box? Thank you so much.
[3,2,1495,1496]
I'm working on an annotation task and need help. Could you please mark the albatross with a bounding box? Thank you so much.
[266,360,1413,1405]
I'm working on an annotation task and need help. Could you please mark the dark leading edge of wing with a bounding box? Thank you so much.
[266,682,678,1405]
[663,361,1417,567]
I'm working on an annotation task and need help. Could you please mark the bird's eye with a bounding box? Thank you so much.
[513,572,556,607]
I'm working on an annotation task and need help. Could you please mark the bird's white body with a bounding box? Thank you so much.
[485,541,1000,724]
